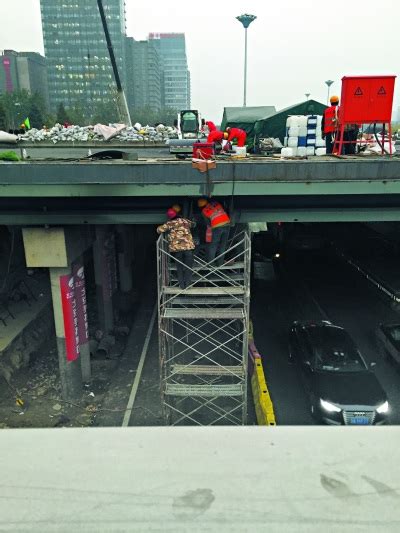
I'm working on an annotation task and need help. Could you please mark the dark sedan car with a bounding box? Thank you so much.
[289,321,389,425]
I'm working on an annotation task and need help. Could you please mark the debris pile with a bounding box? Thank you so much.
[18,123,179,144]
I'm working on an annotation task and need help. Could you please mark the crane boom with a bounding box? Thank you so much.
[96,0,132,126]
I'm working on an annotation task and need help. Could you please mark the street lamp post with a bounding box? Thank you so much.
[325,80,334,105]
[13,102,21,132]
[236,14,257,107]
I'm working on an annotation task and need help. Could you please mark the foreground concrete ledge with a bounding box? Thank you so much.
[0,426,399,531]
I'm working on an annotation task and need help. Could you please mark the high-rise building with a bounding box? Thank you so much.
[0,50,49,106]
[149,33,190,110]
[40,0,126,113]
[125,38,161,111]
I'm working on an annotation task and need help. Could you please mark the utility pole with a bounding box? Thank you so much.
[96,0,131,126]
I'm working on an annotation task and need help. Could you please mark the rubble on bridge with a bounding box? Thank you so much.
[16,122,179,144]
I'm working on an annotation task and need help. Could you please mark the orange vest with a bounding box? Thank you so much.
[323,106,338,134]
[202,201,230,228]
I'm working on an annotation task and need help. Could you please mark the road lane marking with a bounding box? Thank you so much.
[122,303,157,427]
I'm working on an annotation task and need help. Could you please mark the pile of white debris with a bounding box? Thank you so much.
[17,122,179,144]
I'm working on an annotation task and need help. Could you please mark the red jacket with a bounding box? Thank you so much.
[207,130,224,143]
[227,127,247,146]
[206,121,216,132]
[202,201,230,229]
[323,106,338,134]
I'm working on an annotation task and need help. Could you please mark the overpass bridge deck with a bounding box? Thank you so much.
[1,157,400,224]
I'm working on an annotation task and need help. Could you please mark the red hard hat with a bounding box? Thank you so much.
[167,208,177,219]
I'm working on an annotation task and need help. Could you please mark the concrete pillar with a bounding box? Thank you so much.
[23,226,94,398]
[93,226,116,334]
[116,225,133,293]
[50,267,82,400]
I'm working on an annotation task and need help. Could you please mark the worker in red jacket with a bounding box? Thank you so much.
[322,95,339,154]
[225,126,247,147]
[206,120,216,132]
[207,129,224,144]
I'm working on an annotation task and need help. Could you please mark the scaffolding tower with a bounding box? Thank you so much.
[157,229,251,426]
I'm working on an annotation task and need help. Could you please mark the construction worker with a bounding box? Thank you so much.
[225,126,247,147]
[207,129,224,144]
[197,198,231,266]
[322,95,339,154]
[157,208,196,289]
[206,120,216,132]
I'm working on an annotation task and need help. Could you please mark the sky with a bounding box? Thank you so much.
[0,0,399,122]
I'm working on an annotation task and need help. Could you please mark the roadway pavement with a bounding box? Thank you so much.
[252,237,400,425]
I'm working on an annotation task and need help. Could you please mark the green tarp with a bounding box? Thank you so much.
[220,106,276,139]
[254,99,327,143]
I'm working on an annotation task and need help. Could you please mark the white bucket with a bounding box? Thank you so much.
[288,126,300,137]
[281,147,296,157]
[306,147,315,156]
[316,139,326,147]
[298,116,308,128]
[288,137,298,148]
[307,128,316,135]
[297,147,307,157]
[298,127,308,137]
[233,146,247,156]
[315,147,326,156]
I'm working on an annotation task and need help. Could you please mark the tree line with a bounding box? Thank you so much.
[0,90,179,131]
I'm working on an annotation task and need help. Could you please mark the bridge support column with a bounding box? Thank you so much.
[116,225,133,292]
[22,226,93,399]
[93,226,116,334]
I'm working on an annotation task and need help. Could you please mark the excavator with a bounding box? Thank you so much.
[168,110,207,156]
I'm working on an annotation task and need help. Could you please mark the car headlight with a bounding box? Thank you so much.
[376,401,389,414]
[320,399,341,413]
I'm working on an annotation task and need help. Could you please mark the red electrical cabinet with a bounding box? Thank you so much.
[339,75,396,124]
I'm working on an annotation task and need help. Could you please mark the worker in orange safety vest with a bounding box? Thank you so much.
[225,126,247,147]
[322,95,339,154]
[197,198,231,266]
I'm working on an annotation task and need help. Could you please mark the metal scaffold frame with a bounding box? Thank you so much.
[157,229,251,426]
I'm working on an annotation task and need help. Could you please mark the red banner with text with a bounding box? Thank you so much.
[60,273,79,362]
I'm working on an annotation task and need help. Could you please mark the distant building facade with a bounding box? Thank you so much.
[40,0,126,112]
[0,50,49,105]
[125,38,161,111]
[149,33,191,110]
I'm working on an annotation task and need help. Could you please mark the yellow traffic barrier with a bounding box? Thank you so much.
[249,336,276,426]
[251,359,276,425]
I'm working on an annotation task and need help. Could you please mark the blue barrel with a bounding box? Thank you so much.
[298,136,307,147]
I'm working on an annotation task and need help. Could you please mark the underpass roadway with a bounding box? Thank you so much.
[252,245,400,425]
